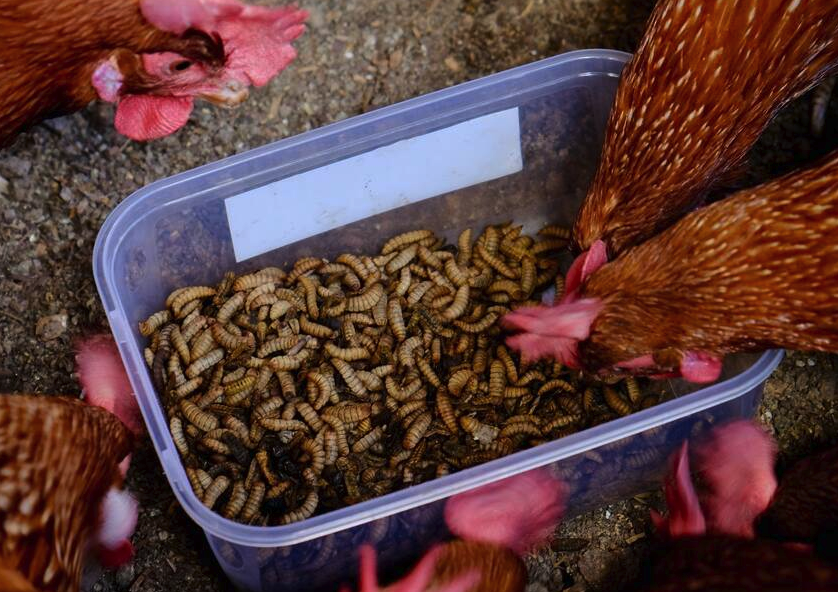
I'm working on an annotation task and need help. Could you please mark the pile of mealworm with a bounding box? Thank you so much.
[139,223,659,526]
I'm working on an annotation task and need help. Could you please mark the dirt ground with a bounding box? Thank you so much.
[1,0,838,591]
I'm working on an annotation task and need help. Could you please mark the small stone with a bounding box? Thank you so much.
[389,49,404,69]
[795,359,806,367]
[115,563,135,589]
[60,187,74,202]
[35,313,68,341]
[444,56,462,72]
[0,174,8,196]
[808,358,816,366]
[578,548,613,586]
[0,156,32,177]
[158,530,169,541]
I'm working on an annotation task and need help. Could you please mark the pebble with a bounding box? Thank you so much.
[116,563,136,589]
[0,156,32,177]
[796,359,806,367]
[159,530,170,541]
[35,313,68,341]
[0,174,8,196]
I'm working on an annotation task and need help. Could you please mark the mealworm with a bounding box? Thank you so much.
[381,229,433,254]
[140,310,171,337]
[203,475,230,509]
[403,412,432,450]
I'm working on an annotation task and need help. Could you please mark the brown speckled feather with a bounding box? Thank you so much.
[427,541,526,592]
[0,0,224,147]
[633,536,838,592]
[0,395,132,592]
[757,444,838,552]
[577,149,838,372]
[573,0,838,258]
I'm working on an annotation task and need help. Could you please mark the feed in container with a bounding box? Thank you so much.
[93,49,783,592]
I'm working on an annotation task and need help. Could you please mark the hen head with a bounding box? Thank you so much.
[74,334,142,569]
[91,0,307,141]
[502,239,724,384]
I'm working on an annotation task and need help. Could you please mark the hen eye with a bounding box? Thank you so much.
[172,60,192,72]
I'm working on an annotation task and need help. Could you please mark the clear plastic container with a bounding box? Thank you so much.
[93,49,783,592]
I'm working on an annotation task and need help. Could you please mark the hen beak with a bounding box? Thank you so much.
[197,80,249,108]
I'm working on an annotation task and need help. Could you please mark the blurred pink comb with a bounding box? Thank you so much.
[443,469,568,555]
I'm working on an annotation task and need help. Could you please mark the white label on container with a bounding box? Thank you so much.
[225,107,523,262]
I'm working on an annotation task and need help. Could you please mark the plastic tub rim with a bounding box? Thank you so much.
[91,47,783,548]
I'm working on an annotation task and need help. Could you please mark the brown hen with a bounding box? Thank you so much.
[1,0,307,145]
[505,147,838,383]
[572,0,838,262]
[0,395,133,592]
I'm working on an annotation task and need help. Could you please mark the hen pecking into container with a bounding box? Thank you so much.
[564,0,838,293]
[0,0,307,146]
[0,334,142,592]
[341,469,567,592]
[504,148,838,383]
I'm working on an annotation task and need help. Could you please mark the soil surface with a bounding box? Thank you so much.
[1,1,837,591]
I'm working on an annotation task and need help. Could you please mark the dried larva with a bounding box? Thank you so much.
[186,468,205,498]
[295,317,332,340]
[542,415,581,432]
[189,329,216,361]
[387,299,406,340]
[234,267,286,292]
[297,276,320,319]
[322,298,347,318]
[496,345,518,383]
[331,358,368,398]
[381,229,433,255]
[269,300,294,321]
[300,437,326,475]
[185,349,225,379]
[440,285,469,321]
[604,386,632,416]
[444,258,469,287]
[489,360,507,399]
[255,450,281,487]
[531,239,567,255]
[431,338,442,365]
[203,475,230,509]
[325,343,370,362]
[385,244,419,274]
[201,437,231,456]
[170,416,190,457]
[224,374,255,400]
[640,394,659,409]
[222,481,247,519]
[347,283,384,312]
[537,379,575,396]
[269,351,310,372]
[460,416,499,445]
[171,286,215,316]
[352,426,384,453]
[336,254,369,280]
[435,388,458,434]
[503,386,529,399]
[173,376,203,399]
[625,377,641,404]
[167,354,186,387]
[453,312,499,334]
[395,400,426,423]
[181,400,219,431]
[403,412,432,450]
[407,281,434,306]
[499,420,542,439]
[216,292,245,325]
[372,290,388,327]
[261,418,309,432]
[447,368,476,397]
[139,310,171,337]
[143,347,155,369]
[454,228,473,266]
[288,257,324,283]
[397,336,423,368]
[488,278,526,300]
[296,401,324,432]
[324,403,372,423]
[476,243,519,279]
[280,490,319,525]
[414,353,441,388]
[537,224,571,239]
[194,386,223,409]
[356,370,383,392]
[240,481,266,523]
